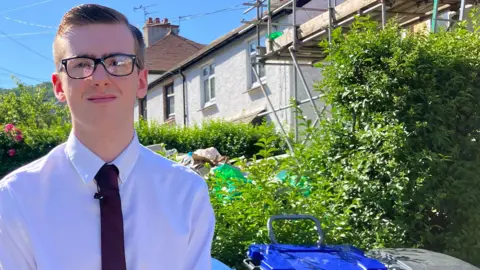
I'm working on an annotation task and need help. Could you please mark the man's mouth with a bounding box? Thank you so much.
[87,96,117,103]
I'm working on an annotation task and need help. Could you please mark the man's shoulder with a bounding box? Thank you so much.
[0,142,67,191]
[138,145,207,189]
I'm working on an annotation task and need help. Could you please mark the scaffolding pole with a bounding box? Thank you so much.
[328,0,334,43]
[381,0,387,28]
[292,0,299,142]
[459,0,467,20]
[288,46,323,126]
[244,0,333,149]
[431,0,439,32]
[257,95,323,117]
[252,64,294,153]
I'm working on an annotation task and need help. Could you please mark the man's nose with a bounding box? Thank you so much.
[87,63,110,87]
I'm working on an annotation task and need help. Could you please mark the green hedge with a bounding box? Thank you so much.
[135,119,286,158]
[208,12,480,268]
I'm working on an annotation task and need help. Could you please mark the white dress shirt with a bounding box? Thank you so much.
[0,131,215,270]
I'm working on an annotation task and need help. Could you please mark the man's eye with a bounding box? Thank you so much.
[112,61,125,66]
[74,62,91,68]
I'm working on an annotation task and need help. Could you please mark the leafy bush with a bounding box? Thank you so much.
[209,11,480,268]
[0,83,71,178]
[0,123,28,178]
[135,119,286,158]
[0,82,70,129]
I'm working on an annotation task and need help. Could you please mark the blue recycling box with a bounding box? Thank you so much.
[243,214,387,270]
[246,243,387,270]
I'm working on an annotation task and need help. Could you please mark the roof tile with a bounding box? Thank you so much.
[145,33,205,71]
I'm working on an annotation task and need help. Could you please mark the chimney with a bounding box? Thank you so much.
[143,17,180,47]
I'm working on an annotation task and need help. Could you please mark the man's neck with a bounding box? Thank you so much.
[72,123,134,163]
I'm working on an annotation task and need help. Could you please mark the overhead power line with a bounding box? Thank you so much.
[136,2,252,25]
[0,66,46,83]
[169,4,246,21]
[0,0,54,15]
[0,28,53,62]
[1,16,56,29]
[0,30,54,38]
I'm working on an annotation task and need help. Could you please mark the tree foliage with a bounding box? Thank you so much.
[209,10,480,267]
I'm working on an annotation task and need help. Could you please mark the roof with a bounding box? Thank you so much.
[148,1,311,89]
[145,32,205,72]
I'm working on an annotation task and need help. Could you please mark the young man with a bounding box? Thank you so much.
[0,4,215,270]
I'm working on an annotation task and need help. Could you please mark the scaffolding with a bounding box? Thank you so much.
[242,0,475,152]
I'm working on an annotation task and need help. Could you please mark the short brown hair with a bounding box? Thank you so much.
[53,4,145,70]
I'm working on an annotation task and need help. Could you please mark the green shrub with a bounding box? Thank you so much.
[0,83,71,178]
[209,11,480,268]
[0,82,70,129]
[135,119,286,158]
[0,123,28,178]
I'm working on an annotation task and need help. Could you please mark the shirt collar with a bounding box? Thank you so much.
[64,130,140,184]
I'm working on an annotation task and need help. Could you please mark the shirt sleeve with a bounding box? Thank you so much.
[0,183,36,270]
[183,181,216,270]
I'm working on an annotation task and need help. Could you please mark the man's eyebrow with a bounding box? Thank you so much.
[71,52,130,59]
[70,53,96,59]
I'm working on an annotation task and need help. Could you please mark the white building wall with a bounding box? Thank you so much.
[147,73,162,84]
[146,86,165,123]
[133,99,139,122]
[173,76,185,125]
[183,32,292,128]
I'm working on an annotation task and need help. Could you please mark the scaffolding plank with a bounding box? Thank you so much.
[265,0,476,59]
[270,0,379,52]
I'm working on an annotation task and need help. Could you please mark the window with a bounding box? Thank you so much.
[202,63,216,105]
[249,37,266,86]
[164,83,174,119]
[139,97,147,119]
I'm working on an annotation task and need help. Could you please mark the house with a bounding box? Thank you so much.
[134,0,331,130]
[136,0,476,131]
[135,17,205,121]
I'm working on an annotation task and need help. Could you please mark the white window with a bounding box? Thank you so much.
[164,83,174,119]
[202,63,216,105]
[249,37,266,86]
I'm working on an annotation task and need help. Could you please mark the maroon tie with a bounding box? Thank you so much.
[95,164,127,270]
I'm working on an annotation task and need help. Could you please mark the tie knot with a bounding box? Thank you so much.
[95,164,119,190]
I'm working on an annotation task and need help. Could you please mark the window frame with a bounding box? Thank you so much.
[164,83,175,120]
[248,36,266,87]
[139,97,147,120]
[201,62,216,106]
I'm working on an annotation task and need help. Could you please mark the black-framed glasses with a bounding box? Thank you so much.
[59,53,138,79]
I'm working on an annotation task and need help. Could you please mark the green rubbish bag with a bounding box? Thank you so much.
[212,164,246,181]
[211,164,249,201]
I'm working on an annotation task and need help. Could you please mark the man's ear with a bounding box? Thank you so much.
[52,73,66,102]
[136,68,148,99]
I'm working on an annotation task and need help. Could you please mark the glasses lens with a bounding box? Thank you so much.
[66,58,95,78]
[104,55,135,76]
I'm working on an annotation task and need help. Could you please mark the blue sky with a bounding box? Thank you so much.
[0,0,255,88]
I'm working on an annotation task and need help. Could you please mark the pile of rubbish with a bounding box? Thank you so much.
[176,147,249,200]
[178,147,233,177]
[148,144,312,201]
